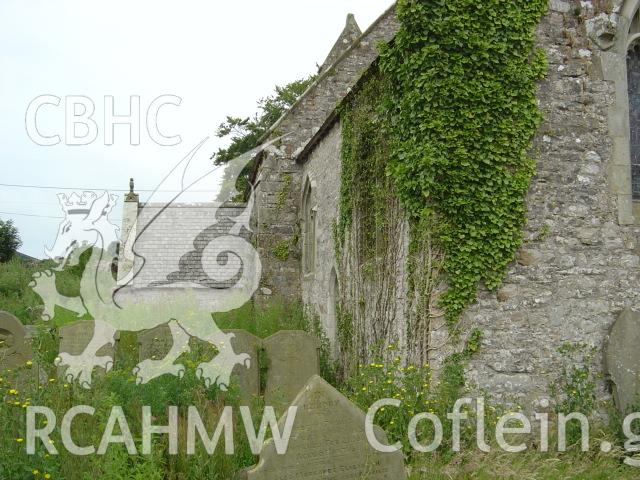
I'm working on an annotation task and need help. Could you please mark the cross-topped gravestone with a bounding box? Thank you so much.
[0,311,32,371]
[243,375,406,479]
[263,331,320,413]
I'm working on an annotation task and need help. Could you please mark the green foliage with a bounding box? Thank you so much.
[213,75,316,201]
[337,70,393,256]
[375,0,548,324]
[345,332,482,458]
[344,345,433,456]
[0,298,315,480]
[272,240,290,261]
[536,223,551,242]
[0,249,93,326]
[552,342,599,447]
[305,312,340,387]
[0,346,256,479]
[0,258,44,324]
[212,299,307,339]
[0,219,22,263]
[276,174,292,211]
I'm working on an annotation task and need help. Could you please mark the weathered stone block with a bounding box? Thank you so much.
[263,331,320,413]
[0,311,32,371]
[243,375,406,480]
[138,324,173,362]
[58,321,116,380]
[224,329,262,405]
[605,309,640,413]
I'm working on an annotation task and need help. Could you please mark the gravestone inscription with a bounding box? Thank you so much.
[243,375,406,480]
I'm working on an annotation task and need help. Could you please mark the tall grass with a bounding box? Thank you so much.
[3,255,639,479]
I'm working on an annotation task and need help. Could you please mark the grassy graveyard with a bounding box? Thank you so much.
[1,256,640,479]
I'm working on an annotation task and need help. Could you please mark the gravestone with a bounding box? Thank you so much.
[138,324,174,362]
[224,329,261,404]
[58,321,116,379]
[605,309,640,412]
[242,375,406,480]
[263,331,320,412]
[0,311,32,370]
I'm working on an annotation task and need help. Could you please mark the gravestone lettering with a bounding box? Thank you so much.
[243,375,406,480]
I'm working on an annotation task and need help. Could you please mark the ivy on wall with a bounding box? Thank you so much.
[338,70,393,260]
[374,0,549,324]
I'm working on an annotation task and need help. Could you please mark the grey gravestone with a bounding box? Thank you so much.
[263,331,320,412]
[605,309,640,412]
[224,329,261,405]
[243,375,406,480]
[138,324,174,362]
[58,321,115,378]
[0,311,32,370]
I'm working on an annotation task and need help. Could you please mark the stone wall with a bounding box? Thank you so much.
[252,6,400,304]
[300,122,342,347]
[256,0,640,406]
[445,0,640,406]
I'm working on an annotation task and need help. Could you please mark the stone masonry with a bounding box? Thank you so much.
[251,6,400,303]
[252,1,640,406]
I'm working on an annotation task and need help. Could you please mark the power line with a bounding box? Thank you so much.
[0,211,64,219]
[0,182,218,193]
[0,211,122,221]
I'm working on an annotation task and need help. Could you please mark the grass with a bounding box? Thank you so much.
[408,448,640,479]
[0,253,91,326]
[0,349,258,480]
[213,300,307,339]
[2,257,640,478]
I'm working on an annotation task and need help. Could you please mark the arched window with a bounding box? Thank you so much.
[628,41,640,200]
[302,179,316,273]
[604,1,640,224]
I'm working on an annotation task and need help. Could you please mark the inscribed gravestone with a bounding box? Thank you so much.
[58,321,115,379]
[0,311,32,370]
[224,329,261,404]
[138,324,174,362]
[243,375,406,480]
[605,309,640,413]
[263,331,320,412]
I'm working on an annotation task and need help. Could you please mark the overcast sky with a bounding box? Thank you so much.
[0,0,392,258]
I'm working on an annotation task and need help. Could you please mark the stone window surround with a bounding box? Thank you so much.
[602,0,640,224]
[302,176,317,275]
